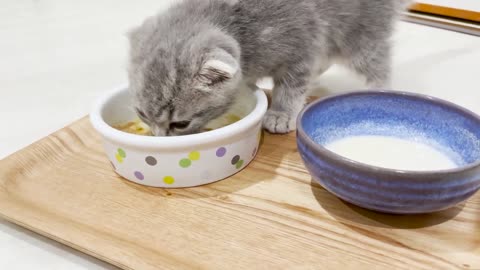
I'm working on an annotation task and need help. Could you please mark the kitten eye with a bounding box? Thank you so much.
[169,121,191,130]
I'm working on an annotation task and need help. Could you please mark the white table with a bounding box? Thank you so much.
[1,1,479,269]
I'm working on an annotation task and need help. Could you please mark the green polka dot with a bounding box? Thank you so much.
[179,158,192,168]
[163,176,175,185]
[117,148,126,158]
[236,160,244,169]
[189,151,200,161]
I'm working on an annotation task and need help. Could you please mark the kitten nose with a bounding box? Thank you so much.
[151,126,167,136]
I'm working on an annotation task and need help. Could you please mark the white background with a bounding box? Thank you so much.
[1,1,480,269]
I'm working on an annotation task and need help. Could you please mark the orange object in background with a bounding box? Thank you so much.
[410,3,480,22]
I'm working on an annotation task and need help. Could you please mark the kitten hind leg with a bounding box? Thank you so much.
[263,64,311,134]
[349,42,392,89]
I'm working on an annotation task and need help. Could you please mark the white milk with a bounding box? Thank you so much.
[325,135,457,171]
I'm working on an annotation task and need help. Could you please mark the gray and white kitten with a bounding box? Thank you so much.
[128,0,410,136]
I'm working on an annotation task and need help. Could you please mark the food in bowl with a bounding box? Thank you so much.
[112,88,254,136]
[203,114,242,131]
[114,119,153,136]
[113,113,242,136]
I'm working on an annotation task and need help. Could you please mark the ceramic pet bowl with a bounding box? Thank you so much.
[297,90,480,214]
[90,86,267,188]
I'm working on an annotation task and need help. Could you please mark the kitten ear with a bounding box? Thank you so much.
[197,49,239,88]
[198,60,238,85]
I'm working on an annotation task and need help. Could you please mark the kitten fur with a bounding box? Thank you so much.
[128,0,410,136]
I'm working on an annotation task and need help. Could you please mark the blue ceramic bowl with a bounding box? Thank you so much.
[297,91,480,214]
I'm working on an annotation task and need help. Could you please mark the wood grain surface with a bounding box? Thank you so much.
[0,117,479,270]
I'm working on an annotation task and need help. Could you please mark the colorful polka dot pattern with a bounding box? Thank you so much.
[216,147,226,157]
[134,171,144,180]
[115,148,126,163]
[145,156,157,166]
[235,160,244,169]
[113,131,259,185]
[179,158,191,168]
[231,155,244,169]
[189,151,200,161]
[231,155,240,165]
[163,176,175,185]
[179,151,200,168]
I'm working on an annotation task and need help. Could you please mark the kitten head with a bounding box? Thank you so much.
[127,18,241,136]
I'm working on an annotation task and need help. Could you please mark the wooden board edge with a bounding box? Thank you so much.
[410,3,480,22]
[0,116,90,163]
[0,116,218,270]
[0,210,126,270]
[0,116,125,269]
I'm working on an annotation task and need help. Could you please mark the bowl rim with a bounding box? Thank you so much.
[90,85,268,149]
[296,89,480,176]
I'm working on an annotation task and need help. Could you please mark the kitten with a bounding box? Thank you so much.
[128,0,410,136]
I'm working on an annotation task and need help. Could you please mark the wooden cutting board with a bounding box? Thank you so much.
[0,117,479,270]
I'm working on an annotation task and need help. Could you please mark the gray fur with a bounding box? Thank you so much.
[128,0,409,135]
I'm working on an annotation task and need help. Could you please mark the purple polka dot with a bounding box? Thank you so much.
[134,171,144,180]
[216,147,227,157]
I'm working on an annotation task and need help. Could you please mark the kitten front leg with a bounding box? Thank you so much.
[263,67,310,133]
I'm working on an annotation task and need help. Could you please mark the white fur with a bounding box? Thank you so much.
[204,59,238,77]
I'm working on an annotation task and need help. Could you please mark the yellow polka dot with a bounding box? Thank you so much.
[163,176,175,185]
[115,153,124,163]
[188,151,200,161]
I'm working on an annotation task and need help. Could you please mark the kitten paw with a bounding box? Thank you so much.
[262,110,296,134]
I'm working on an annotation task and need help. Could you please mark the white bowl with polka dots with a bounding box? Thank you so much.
[90,86,267,188]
